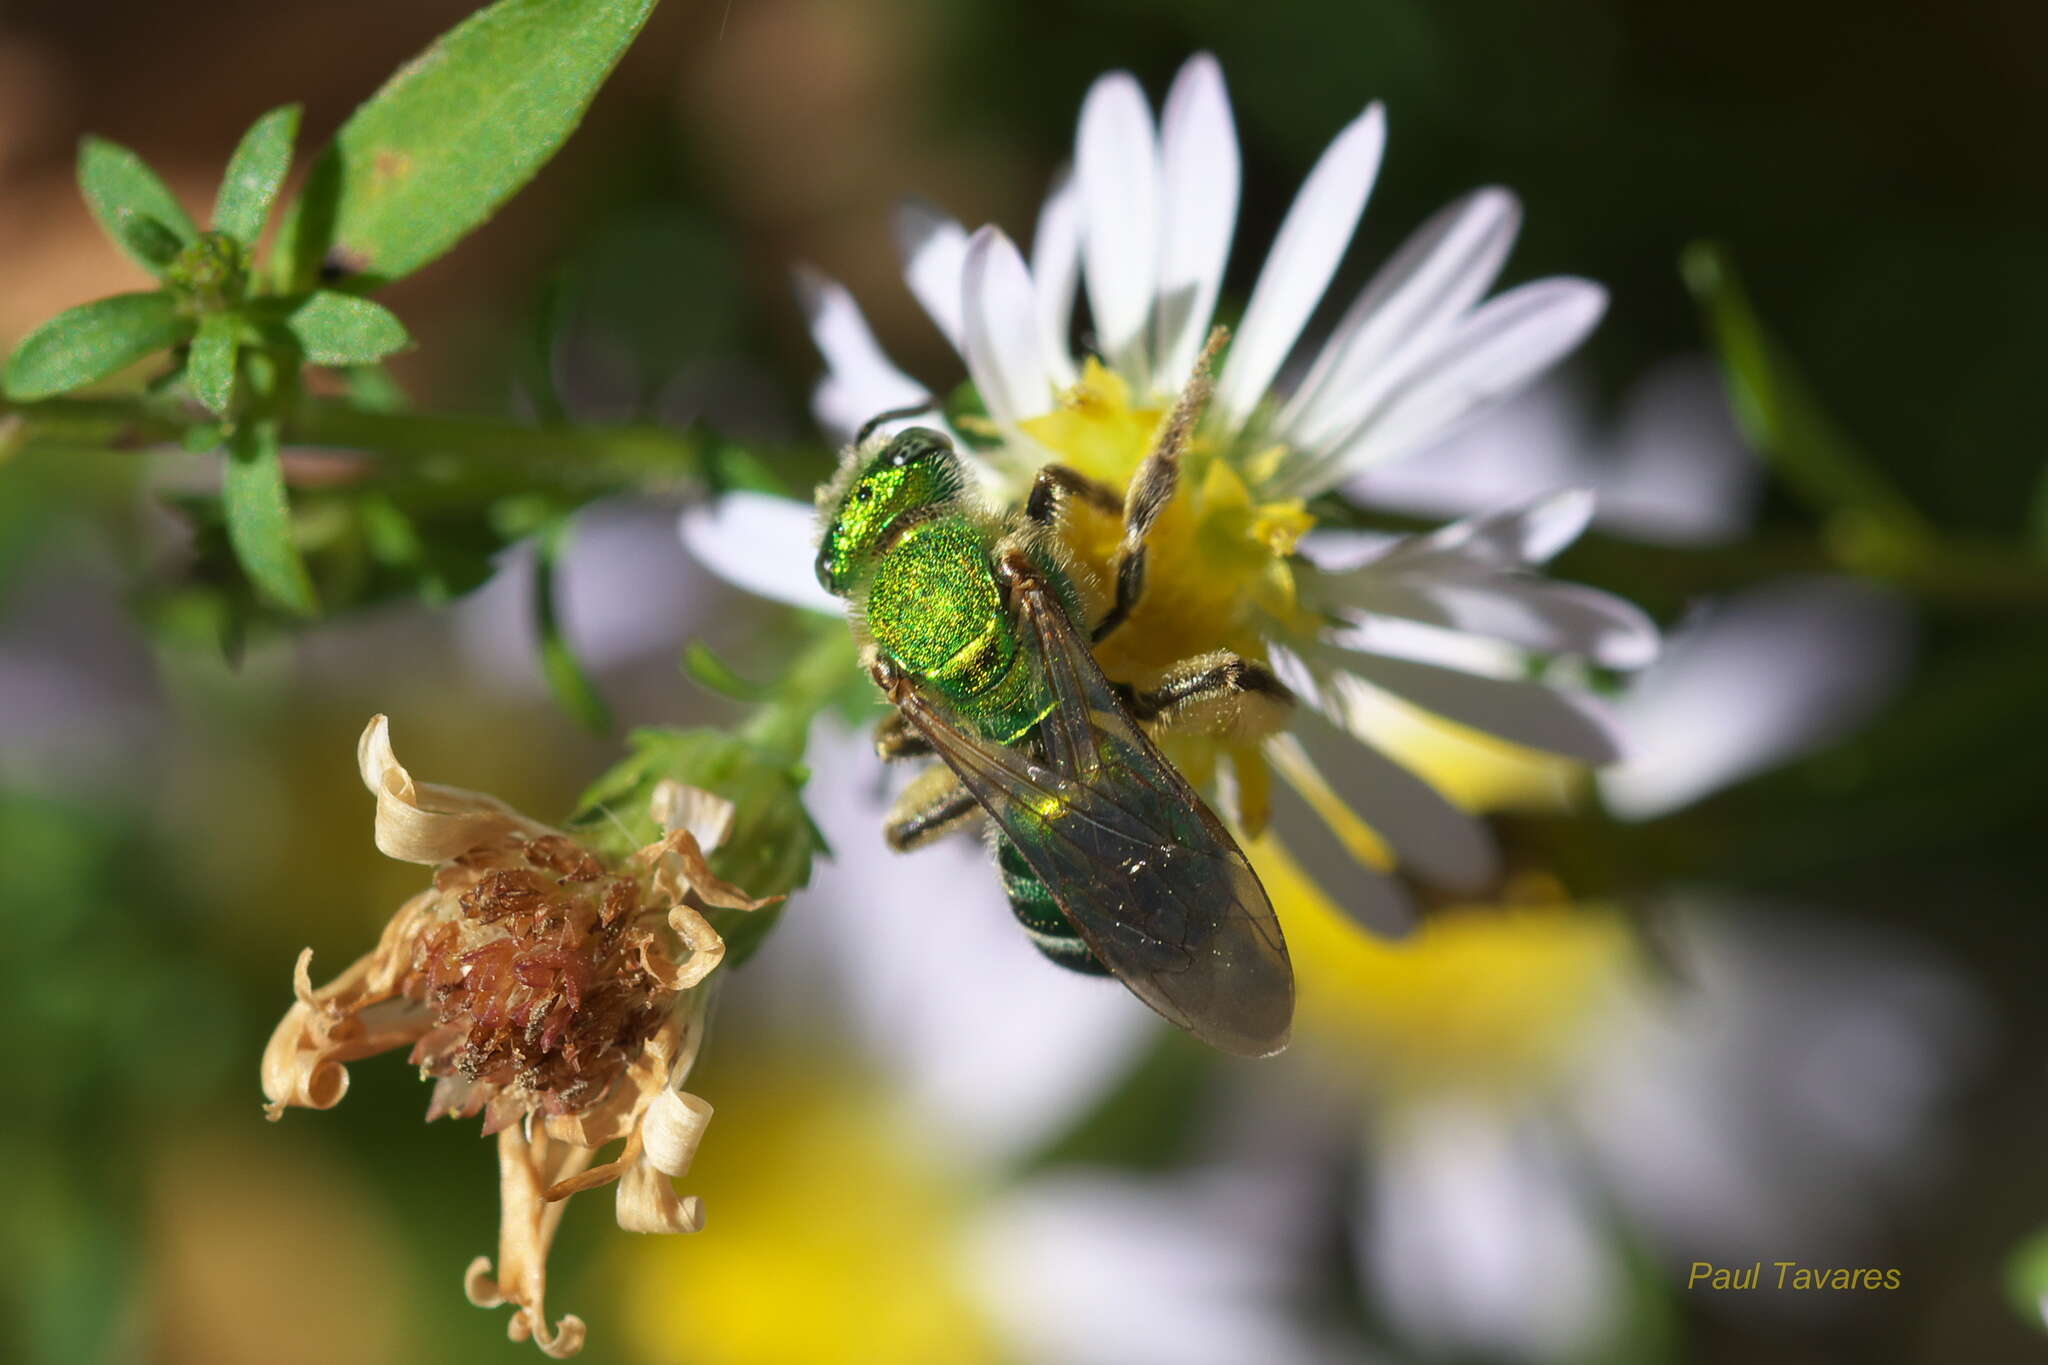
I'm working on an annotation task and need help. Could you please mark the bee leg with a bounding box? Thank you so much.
[1024,463,1122,525]
[1094,326,1228,643]
[874,710,933,761]
[1129,650,1295,745]
[883,762,983,851]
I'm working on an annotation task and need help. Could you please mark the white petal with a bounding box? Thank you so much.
[1335,574,1658,670]
[1077,70,1161,387]
[1330,646,1625,763]
[1373,488,1596,573]
[1598,579,1914,819]
[972,1169,1331,1365]
[678,492,841,615]
[1279,187,1521,455]
[962,225,1057,431]
[1597,355,1761,545]
[1263,767,1419,939]
[1363,1102,1622,1363]
[1152,53,1240,394]
[1270,698,1498,894]
[813,376,971,468]
[1031,172,1083,387]
[1212,103,1386,434]
[1348,378,1588,522]
[1314,278,1606,491]
[793,266,929,442]
[893,198,971,349]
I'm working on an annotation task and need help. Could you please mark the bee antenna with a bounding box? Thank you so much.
[856,398,941,446]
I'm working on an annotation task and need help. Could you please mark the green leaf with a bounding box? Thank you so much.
[213,105,301,247]
[2,292,187,400]
[180,422,225,454]
[78,138,197,274]
[115,214,186,272]
[1682,241,1930,551]
[273,0,658,291]
[186,313,239,416]
[534,518,613,734]
[285,290,411,365]
[343,363,409,414]
[223,419,318,615]
[683,641,770,701]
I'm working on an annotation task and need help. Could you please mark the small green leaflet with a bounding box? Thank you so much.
[214,105,301,248]
[223,418,318,615]
[114,215,186,273]
[273,0,658,291]
[188,314,240,416]
[2,292,187,400]
[286,291,411,366]
[78,138,197,275]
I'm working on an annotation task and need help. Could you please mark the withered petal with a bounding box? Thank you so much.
[359,715,558,865]
[650,778,736,854]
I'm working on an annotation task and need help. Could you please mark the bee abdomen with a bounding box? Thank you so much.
[995,835,1110,976]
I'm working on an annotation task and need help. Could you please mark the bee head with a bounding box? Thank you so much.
[814,425,966,596]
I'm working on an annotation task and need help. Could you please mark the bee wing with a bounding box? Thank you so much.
[887,574,1294,1057]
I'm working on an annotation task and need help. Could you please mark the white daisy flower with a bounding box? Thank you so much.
[685,52,1657,930]
[1348,896,1981,1361]
[1320,353,1917,822]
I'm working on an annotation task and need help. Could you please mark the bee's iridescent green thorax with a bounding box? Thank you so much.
[816,427,1062,744]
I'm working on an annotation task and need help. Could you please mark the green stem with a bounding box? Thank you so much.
[2,392,709,487]
[741,622,860,760]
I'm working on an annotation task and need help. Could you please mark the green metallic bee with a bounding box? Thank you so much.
[812,336,1295,1057]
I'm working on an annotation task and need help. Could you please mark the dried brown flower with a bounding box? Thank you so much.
[263,716,778,1357]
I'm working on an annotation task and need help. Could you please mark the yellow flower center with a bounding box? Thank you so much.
[1017,360,1315,690]
[1016,360,1626,1105]
[1250,834,1636,1098]
[610,1068,1002,1365]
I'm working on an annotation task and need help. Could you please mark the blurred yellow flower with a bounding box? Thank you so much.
[612,1072,1002,1365]
[1263,836,1632,1095]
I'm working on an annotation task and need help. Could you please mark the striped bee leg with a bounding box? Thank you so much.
[1024,463,1122,525]
[874,710,933,760]
[1128,650,1296,746]
[1093,326,1227,643]
[883,761,983,851]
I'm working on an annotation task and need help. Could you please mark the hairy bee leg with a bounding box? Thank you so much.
[1129,650,1296,745]
[1024,463,1123,525]
[1094,326,1229,643]
[874,710,933,760]
[883,762,982,851]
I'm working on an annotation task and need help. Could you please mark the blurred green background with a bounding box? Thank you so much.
[2,1,2044,1362]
